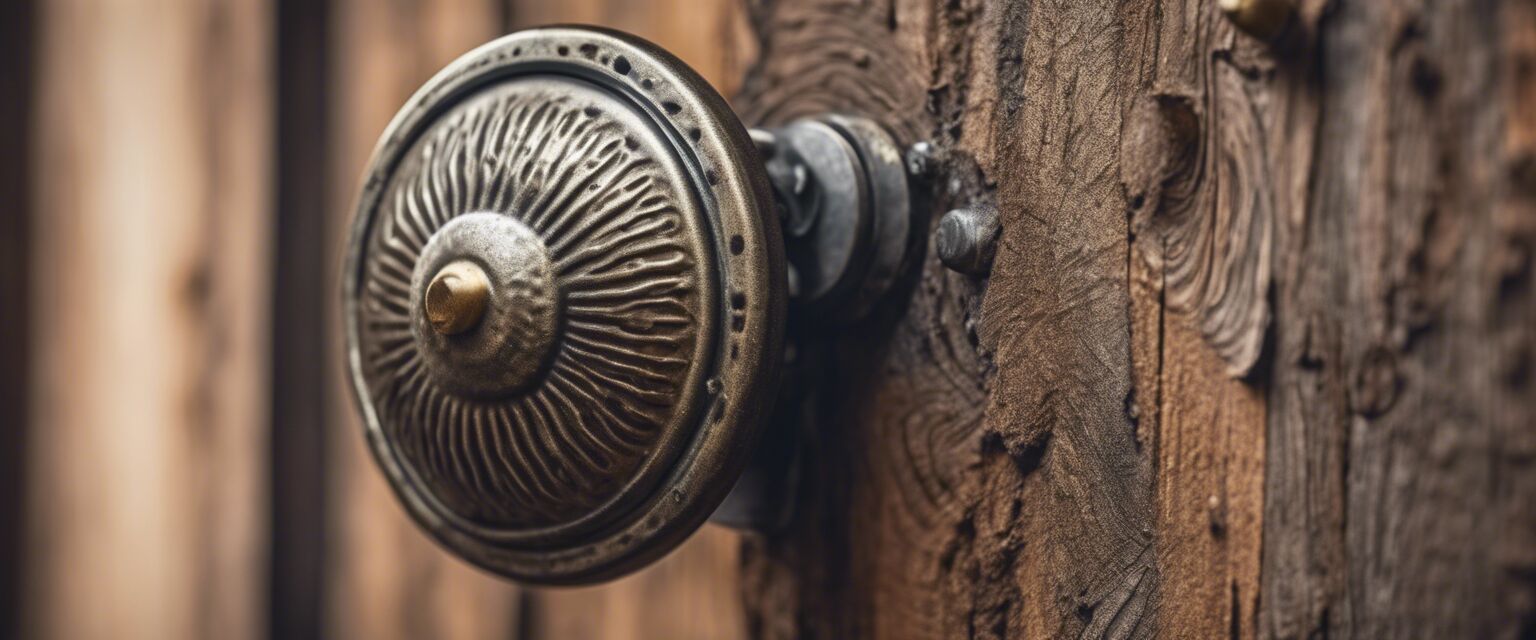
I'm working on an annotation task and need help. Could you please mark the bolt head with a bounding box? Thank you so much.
[935,206,998,276]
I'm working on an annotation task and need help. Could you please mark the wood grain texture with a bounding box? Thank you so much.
[1260,0,1536,636]
[981,1,1159,636]
[732,0,1175,636]
[24,0,272,637]
[525,526,748,639]
[1146,316,1265,639]
[1255,1,1351,634]
[1118,2,1273,636]
[1121,2,1276,381]
[731,0,1155,637]
[735,1,1528,639]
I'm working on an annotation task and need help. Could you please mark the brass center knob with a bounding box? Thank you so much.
[408,212,561,400]
[424,261,490,335]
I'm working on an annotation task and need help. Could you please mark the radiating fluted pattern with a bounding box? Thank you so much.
[357,85,701,528]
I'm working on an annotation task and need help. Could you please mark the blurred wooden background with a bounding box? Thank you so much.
[1,1,758,638]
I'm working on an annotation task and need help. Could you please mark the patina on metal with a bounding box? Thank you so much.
[342,26,918,585]
[344,27,786,585]
[759,116,913,322]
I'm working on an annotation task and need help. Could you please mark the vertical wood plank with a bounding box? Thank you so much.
[1150,319,1265,638]
[325,2,523,638]
[508,0,748,96]
[981,0,1157,634]
[525,527,748,640]
[1260,0,1536,636]
[202,1,274,634]
[735,0,1262,636]
[24,0,272,638]
[1116,1,1275,636]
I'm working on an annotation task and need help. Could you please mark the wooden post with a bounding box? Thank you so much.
[24,0,273,637]
[736,0,1536,637]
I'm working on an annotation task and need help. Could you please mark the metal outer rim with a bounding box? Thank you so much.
[341,26,786,585]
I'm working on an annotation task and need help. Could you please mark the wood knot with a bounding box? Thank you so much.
[1120,94,1200,224]
[1350,345,1402,418]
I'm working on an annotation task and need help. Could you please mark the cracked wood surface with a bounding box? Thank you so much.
[736,0,1160,637]
[735,0,1532,638]
[1258,1,1536,637]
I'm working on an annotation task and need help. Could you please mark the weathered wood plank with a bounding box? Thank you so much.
[1150,317,1265,639]
[737,1,1266,638]
[1339,0,1534,635]
[732,0,1162,636]
[1255,8,1362,635]
[526,527,748,639]
[1118,2,1273,636]
[1260,0,1536,636]
[24,0,272,637]
[980,0,1158,635]
[734,1,1536,638]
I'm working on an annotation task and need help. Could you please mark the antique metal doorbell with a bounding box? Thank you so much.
[342,26,927,584]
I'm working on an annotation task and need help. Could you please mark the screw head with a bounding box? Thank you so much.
[935,206,999,276]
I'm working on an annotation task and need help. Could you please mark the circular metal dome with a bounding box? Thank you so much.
[342,26,785,584]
